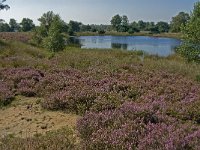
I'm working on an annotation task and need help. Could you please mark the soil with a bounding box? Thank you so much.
[0,96,79,138]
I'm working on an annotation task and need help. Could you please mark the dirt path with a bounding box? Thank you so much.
[0,96,79,138]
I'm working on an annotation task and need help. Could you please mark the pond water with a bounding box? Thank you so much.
[74,36,181,57]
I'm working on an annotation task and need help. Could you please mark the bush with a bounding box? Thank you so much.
[177,42,200,63]
[43,32,65,52]
[98,30,106,34]
[178,2,200,63]
[196,75,200,82]
[128,27,140,34]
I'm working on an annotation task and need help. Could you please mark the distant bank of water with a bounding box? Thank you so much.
[74,36,181,57]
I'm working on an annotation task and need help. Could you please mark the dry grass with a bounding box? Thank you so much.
[0,32,32,43]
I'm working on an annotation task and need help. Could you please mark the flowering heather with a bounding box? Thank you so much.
[76,69,200,149]
[0,68,44,97]
[40,70,114,114]
[0,67,199,118]
[0,66,199,149]
[77,102,200,150]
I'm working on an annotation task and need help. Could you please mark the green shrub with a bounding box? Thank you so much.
[98,30,105,34]
[43,32,65,52]
[196,75,200,82]
[178,2,200,63]
[32,12,66,52]
[128,27,140,34]
[176,43,200,63]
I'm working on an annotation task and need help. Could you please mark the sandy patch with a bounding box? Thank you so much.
[0,96,79,138]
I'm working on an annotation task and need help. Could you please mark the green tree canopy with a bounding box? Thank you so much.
[120,15,129,32]
[128,21,140,34]
[111,14,122,32]
[0,20,11,32]
[156,21,170,33]
[32,12,66,52]
[138,20,146,31]
[9,18,19,32]
[170,12,190,33]
[68,20,81,35]
[177,2,200,63]
[0,0,9,10]
[182,2,200,44]
[80,24,92,32]
[20,18,35,32]
[145,22,155,31]
[38,11,56,30]
[43,15,65,52]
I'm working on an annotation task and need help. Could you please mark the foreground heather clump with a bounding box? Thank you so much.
[0,68,44,97]
[77,102,200,150]
[76,69,200,149]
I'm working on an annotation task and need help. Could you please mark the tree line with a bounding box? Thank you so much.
[0,0,192,34]
[0,18,35,32]
[111,12,190,33]
[0,12,190,34]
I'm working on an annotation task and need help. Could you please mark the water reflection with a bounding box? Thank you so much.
[75,36,181,57]
[111,43,128,49]
[67,37,81,47]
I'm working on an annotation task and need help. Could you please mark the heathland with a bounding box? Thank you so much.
[0,31,200,149]
[0,0,200,149]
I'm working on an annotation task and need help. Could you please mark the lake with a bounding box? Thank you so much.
[75,36,181,57]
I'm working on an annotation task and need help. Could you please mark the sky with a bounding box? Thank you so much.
[0,0,199,25]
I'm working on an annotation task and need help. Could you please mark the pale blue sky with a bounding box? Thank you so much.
[0,0,198,25]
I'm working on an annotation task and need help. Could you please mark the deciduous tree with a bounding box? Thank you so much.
[177,2,200,63]
[9,18,19,32]
[111,14,122,32]
[20,18,35,32]
[156,21,170,33]
[170,12,190,32]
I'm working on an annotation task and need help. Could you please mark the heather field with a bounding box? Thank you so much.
[0,35,200,149]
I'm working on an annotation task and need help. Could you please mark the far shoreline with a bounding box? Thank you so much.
[76,31,182,40]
